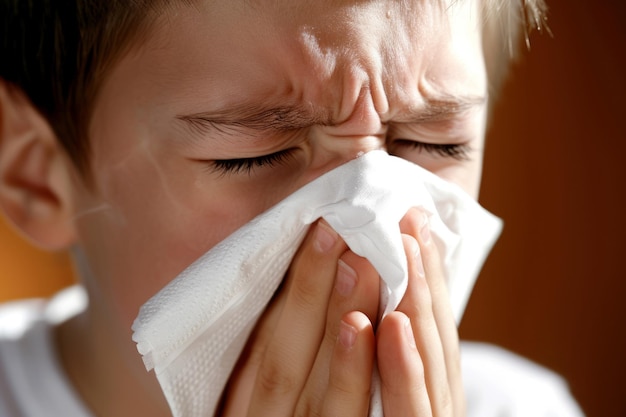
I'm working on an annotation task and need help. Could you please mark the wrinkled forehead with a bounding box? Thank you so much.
[264,1,449,72]
[157,0,478,64]
[118,0,485,125]
[210,0,467,59]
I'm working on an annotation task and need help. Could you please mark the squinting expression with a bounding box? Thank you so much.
[71,0,488,332]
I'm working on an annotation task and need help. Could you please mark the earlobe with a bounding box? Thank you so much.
[0,81,78,250]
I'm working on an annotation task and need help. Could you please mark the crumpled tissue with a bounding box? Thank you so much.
[132,150,502,417]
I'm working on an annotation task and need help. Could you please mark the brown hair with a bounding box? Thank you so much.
[0,0,173,171]
[0,0,547,173]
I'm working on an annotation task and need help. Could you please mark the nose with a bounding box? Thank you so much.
[305,90,387,179]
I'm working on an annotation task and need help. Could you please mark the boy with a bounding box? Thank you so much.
[0,0,583,416]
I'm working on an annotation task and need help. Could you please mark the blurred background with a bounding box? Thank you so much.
[461,1,626,416]
[0,0,624,416]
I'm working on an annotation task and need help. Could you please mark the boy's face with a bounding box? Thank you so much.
[72,0,487,330]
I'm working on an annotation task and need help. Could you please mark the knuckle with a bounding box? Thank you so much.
[436,386,454,417]
[295,401,322,417]
[405,274,433,317]
[413,268,430,292]
[323,318,340,345]
[291,273,325,310]
[257,357,297,396]
[328,368,371,398]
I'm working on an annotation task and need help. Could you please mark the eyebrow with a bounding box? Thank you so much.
[176,94,486,134]
[391,95,487,124]
[177,103,331,135]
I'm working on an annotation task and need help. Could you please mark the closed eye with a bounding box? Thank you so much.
[393,140,473,160]
[209,148,297,176]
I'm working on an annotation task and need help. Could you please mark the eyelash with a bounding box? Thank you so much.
[394,140,472,160]
[211,149,295,175]
[210,140,470,176]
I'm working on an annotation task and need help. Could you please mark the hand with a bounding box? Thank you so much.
[375,207,465,416]
[220,218,381,416]
[220,208,465,416]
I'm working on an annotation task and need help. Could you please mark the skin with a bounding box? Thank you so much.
[1,0,488,415]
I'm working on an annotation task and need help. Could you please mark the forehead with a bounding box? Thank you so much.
[103,0,485,125]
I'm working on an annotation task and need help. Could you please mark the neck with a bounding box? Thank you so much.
[55,300,171,417]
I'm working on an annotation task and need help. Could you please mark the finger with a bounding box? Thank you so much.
[400,208,459,340]
[326,251,380,350]
[297,250,380,413]
[221,285,286,416]
[397,233,454,416]
[248,219,347,416]
[400,208,464,414]
[321,311,375,417]
[378,311,432,417]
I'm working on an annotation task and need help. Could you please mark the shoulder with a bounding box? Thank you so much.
[461,341,585,417]
[0,286,90,417]
[0,285,87,338]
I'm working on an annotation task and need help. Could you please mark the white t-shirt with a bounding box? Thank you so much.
[0,286,91,417]
[0,286,585,417]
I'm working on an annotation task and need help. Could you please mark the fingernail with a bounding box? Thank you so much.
[336,259,357,297]
[419,211,431,245]
[404,318,417,349]
[339,320,357,349]
[314,221,337,253]
[414,244,425,277]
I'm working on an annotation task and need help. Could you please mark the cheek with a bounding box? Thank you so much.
[433,160,483,199]
[74,151,279,328]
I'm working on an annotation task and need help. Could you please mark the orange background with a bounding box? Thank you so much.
[1,1,624,416]
[0,217,75,300]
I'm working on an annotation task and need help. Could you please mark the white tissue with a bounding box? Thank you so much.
[132,150,502,417]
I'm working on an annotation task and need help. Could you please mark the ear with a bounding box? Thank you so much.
[0,80,78,250]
